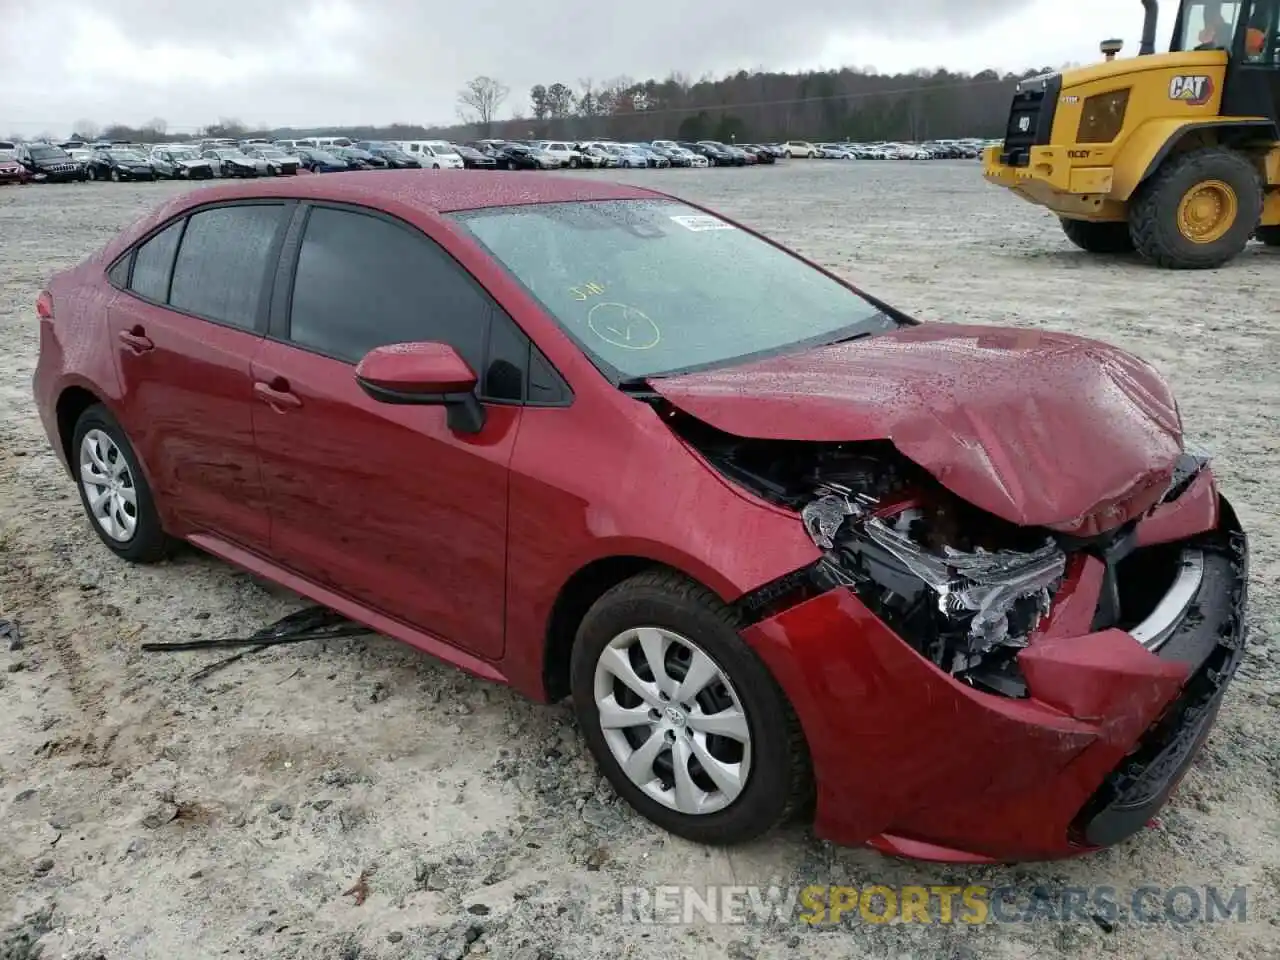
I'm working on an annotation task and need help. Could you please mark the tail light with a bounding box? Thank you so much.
[35,290,53,320]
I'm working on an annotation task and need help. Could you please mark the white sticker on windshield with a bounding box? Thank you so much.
[669,214,735,232]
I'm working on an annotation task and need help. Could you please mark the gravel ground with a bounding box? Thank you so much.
[1,163,1278,960]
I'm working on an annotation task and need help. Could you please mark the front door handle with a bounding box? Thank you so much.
[254,380,302,410]
[118,326,154,353]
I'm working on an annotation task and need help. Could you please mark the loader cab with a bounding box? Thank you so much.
[1170,0,1280,120]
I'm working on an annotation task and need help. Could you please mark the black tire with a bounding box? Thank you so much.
[570,570,811,846]
[1060,217,1134,253]
[1129,146,1263,269]
[110,169,120,182]
[1256,225,1280,247]
[71,404,171,563]
[569,157,580,169]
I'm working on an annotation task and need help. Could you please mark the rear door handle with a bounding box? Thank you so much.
[254,381,302,410]
[118,327,154,353]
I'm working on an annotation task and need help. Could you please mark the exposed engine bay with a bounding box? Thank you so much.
[668,416,1082,696]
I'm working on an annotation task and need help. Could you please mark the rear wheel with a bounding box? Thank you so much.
[1060,217,1134,253]
[570,570,811,845]
[71,405,171,563]
[1129,146,1262,269]
[1256,225,1280,246]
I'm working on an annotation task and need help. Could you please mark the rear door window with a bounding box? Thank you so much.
[128,220,184,303]
[169,204,287,330]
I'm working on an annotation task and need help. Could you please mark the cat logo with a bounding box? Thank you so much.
[1169,75,1214,106]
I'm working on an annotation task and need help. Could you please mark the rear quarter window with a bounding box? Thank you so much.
[128,220,184,302]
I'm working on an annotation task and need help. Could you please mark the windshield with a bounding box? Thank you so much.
[451,199,893,380]
[110,151,146,162]
[30,146,67,160]
[428,143,459,156]
[309,150,340,163]
[1178,1,1243,49]
[257,148,286,158]
[169,148,199,159]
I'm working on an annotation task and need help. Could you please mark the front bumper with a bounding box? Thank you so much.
[983,144,1126,220]
[743,494,1248,862]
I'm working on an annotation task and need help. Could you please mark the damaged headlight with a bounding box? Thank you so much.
[803,488,1066,689]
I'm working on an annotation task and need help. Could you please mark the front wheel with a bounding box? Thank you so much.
[1256,225,1280,247]
[570,570,811,845]
[71,404,171,563]
[569,157,580,169]
[110,169,121,182]
[1129,145,1262,269]
[1060,217,1134,253]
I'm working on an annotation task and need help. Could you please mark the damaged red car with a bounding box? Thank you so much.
[32,173,1248,862]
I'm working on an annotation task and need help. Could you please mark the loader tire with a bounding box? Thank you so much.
[1256,225,1280,247]
[1060,218,1134,253]
[1129,146,1262,269]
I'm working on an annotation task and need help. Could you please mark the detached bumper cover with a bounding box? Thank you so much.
[743,496,1248,862]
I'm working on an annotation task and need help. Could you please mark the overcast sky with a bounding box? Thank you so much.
[3,0,1152,137]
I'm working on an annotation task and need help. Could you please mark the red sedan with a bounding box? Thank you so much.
[32,172,1248,862]
[0,156,29,184]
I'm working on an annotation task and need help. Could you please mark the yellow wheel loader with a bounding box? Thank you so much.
[983,0,1280,268]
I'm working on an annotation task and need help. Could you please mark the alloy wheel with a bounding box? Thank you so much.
[593,626,751,816]
[79,429,138,542]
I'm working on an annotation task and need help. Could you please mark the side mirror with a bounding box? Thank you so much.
[355,342,485,433]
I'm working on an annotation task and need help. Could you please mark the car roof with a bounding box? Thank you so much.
[159,170,667,214]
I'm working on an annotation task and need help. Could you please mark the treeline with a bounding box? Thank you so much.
[46,64,1064,147]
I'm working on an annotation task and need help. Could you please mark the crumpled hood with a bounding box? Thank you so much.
[649,323,1184,535]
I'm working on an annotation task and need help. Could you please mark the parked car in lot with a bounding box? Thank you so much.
[204,148,267,178]
[452,144,497,170]
[576,143,617,168]
[365,145,422,169]
[85,147,157,182]
[329,146,387,170]
[0,154,28,184]
[396,141,465,169]
[32,171,1248,862]
[649,145,690,167]
[698,141,746,166]
[667,146,708,168]
[0,140,18,160]
[16,143,88,182]
[148,146,216,180]
[783,140,820,158]
[681,141,735,166]
[241,145,301,176]
[291,147,350,174]
[530,141,585,169]
[493,143,559,170]
[740,145,776,164]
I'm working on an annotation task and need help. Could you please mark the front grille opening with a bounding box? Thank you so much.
[1114,543,1183,630]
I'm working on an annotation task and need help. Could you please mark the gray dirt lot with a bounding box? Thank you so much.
[0,162,1277,960]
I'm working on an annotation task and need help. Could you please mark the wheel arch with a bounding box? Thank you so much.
[55,384,166,519]
[543,555,714,702]
[56,384,108,469]
[1114,118,1278,201]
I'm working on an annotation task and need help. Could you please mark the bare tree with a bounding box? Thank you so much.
[456,76,509,135]
[71,119,101,140]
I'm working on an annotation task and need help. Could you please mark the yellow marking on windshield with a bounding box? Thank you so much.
[569,281,606,301]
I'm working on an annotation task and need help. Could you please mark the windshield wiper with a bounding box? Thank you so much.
[616,377,663,401]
